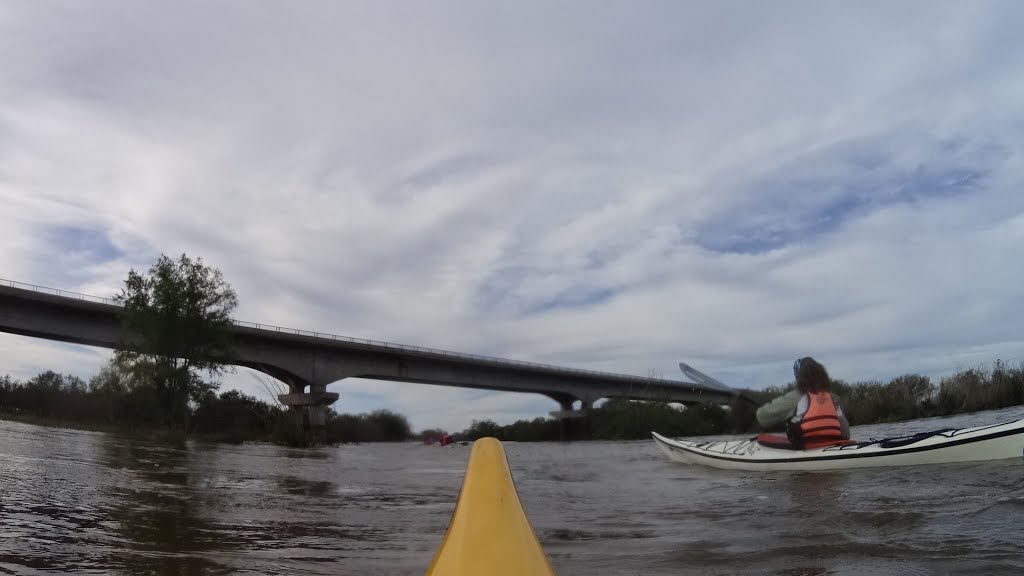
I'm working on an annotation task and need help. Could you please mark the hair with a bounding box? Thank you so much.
[795,356,831,394]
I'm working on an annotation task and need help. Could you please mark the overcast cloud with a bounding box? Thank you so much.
[2,1,1024,431]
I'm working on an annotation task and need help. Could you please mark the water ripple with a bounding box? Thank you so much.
[1,417,1023,575]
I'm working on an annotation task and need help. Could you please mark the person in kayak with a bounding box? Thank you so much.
[756,357,850,445]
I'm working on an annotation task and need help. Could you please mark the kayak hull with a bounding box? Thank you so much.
[652,417,1024,471]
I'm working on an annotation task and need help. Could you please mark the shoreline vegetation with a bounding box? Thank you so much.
[462,359,1024,442]
[2,359,1023,445]
[0,368,412,446]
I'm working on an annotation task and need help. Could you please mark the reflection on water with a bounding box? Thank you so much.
[1,407,1024,575]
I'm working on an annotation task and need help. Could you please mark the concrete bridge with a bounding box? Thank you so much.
[0,280,743,427]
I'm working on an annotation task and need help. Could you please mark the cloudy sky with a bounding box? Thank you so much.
[2,1,1023,431]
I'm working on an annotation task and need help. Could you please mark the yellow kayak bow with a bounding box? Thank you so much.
[425,437,556,576]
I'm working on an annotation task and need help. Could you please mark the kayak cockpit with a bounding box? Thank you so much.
[754,433,857,450]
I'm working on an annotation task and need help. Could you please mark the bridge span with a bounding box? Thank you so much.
[0,280,742,426]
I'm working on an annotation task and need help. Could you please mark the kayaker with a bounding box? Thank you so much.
[756,357,850,443]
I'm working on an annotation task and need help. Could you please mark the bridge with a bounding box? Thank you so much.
[0,280,743,428]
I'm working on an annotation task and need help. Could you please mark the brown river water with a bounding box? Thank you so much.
[2,407,1024,576]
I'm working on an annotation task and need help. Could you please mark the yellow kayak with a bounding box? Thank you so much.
[425,437,556,576]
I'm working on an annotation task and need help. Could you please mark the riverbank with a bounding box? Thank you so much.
[4,360,1023,445]
[461,360,1024,442]
[0,411,261,445]
[0,371,415,445]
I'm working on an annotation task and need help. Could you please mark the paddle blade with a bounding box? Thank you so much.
[425,437,556,576]
[678,362,734,392]
[679,362,762,406]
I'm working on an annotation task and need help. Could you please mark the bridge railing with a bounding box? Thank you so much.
[3,278,120,305]
[1,278,720,387]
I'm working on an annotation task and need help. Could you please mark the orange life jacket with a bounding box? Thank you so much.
[797,391,846,448]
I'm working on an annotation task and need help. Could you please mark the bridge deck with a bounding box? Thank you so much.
[0,280,741,407]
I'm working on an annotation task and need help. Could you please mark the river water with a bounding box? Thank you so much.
[2,407,1024,576]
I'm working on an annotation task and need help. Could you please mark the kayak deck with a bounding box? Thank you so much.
[426,437,555,576]
[653,417,1024,471]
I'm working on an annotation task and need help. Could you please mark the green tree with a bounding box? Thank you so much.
[463,419,502,440]
[114,253,238,428]
[88,356,136,396]
[418,427,449,441]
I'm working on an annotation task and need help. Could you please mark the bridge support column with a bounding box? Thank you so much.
[549,399,592,441]
[278,381,339,444]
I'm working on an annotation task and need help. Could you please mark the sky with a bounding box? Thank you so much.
[2,1,1024,432]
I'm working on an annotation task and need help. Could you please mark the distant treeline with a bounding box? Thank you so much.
[769,359,1024,426]
[459,360,1024,442]
[460,399,736,442]
[4,360,1023,444]
[0,369,410,445]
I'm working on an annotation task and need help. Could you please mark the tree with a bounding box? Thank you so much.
[418,427,449,441]
[114,253,238,428]
[366,409,412,441]
[88,357,135,396]
[463,419,502,440]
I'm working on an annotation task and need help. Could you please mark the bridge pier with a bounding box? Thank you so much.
[549,398,593,441]
[277,381,339,443]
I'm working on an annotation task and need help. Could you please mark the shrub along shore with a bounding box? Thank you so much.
[0,370,411,445]
[461,359,1024,441]
[2,360,1022,444]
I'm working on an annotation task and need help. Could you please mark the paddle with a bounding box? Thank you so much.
[679,362,763,406]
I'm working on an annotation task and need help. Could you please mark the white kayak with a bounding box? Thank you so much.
[652,417,1024,471]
